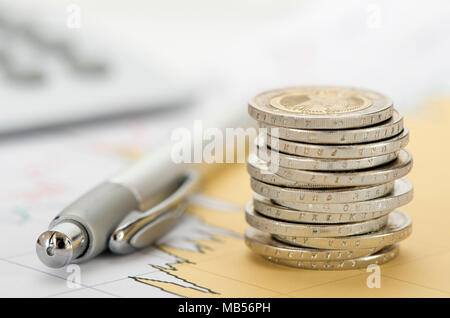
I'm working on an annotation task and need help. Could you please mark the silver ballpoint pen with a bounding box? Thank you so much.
[36,144,201,268]
[36,102,250,268]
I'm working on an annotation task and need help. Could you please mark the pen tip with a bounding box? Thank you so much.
[36,231,74,268]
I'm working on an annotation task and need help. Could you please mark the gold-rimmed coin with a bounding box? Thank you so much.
[248,86,393,129]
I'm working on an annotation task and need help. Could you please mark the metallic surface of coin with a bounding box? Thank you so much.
[259,109,403,144]
[245,227,381,261]
[246,202,389,237]
[246,153,338,188]
[275,210,412,250]
[258,143,398,171]
[274,150,412,186]
[250,178,394,204]
[264,244,399,270]
[248,86,394,129]
[253,193,393,224]
[246,87,413,270]
[267,127,409,159]
[275,178,413,213]
[269,88,373,114]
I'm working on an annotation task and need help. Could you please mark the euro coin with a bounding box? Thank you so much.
[248,86,393,129]
[267,127,408,159]
[257,142,398,171]
[274,149,412,186]
[246,202,389,237]
[275,210,412,250]
[247,153,337,188]
[250,178,394,204]
[274,178,413,213]
[244,227,380,261]
[253,193,393,224]
[264,244,399,270]
[259,109,403,144]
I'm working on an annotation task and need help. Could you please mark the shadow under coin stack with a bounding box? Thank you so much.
[245,86,413,270]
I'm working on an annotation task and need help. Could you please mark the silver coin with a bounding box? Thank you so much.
[257,141,398,171]
[259,109,403,144]
[274,149,412,186]
[275,178,413,213]
[246,153,338,188]
[264,244,399,270]
[248,86,394,129]
[253,193,393,224]
[245,202,389,237]
[267,127,409,159]
[245,227,381,261]
[250,178,394,204]
[275,210,412,250]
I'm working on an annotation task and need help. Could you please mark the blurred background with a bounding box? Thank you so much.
[1,0,450,139]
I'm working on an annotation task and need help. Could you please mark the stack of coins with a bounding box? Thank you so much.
[244,86,413,270]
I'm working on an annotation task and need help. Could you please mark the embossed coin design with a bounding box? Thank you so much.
[275,210,412,250]
[269,88,373,114]
[267,127,409,159]
[253,193,393,224]
[245,86,413,269]
[258,142,398,171]
[274,150,412,186]
[248,86,393,129]
[246,202,388,238]
[264,244,399,270]
[246,153,337,188]
[250,178,394,204]
[275,178,413,213]
[245,227,380,261]
[259,109,403,144]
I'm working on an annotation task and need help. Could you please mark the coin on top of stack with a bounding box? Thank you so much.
[245,86,413,270]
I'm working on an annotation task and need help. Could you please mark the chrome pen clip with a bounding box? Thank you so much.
[108,170,200,254]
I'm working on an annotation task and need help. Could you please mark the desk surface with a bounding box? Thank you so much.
[1,100,449,298]
[133,99,450,298]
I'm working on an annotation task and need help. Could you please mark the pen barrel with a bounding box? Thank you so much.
[50,182,138,262]
[111,144,191,211]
